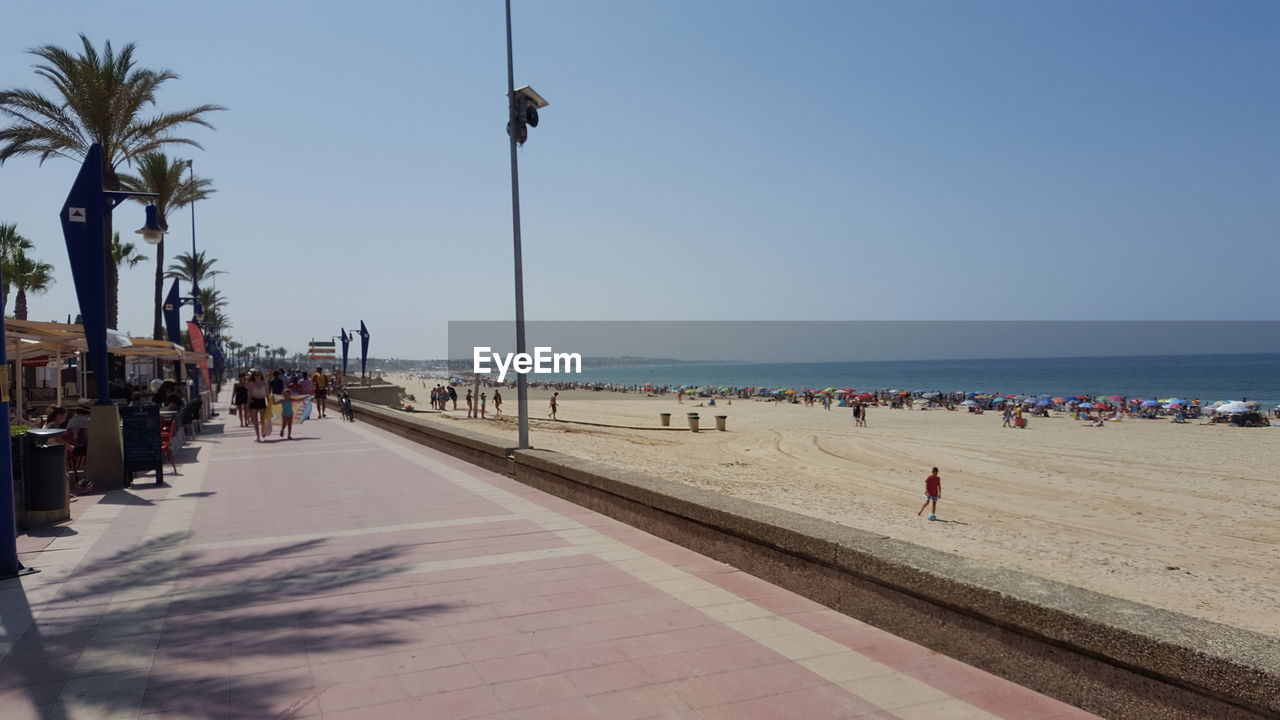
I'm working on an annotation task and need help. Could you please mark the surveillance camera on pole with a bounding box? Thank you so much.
[507,85,548,145]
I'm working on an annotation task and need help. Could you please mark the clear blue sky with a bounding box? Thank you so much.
[2,1,1276,359]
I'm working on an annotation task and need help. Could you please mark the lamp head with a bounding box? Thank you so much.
[137,204,165,244]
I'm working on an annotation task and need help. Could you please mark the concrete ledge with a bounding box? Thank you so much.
[336,399,513,475]
[513,449,1279,720]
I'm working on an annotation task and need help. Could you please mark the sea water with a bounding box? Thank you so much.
[555,354,1280,408]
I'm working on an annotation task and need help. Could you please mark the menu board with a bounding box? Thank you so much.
[120,404,164,484]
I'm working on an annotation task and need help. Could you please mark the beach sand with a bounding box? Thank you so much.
[392,375,1280,636]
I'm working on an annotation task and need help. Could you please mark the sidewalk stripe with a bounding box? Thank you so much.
[184,514,519,551]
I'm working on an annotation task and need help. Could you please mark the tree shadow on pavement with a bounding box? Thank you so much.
[0,531,451,719]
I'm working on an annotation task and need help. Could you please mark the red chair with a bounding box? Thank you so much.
[160,417,179,475]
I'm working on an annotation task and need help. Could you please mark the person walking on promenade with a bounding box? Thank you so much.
[246,370,270,442]
[549,392,559,420]
[917,467,942,519]
[493,389,503,417]
[312,367,329,418]
[232,373,250,427]
[278,389,298,440]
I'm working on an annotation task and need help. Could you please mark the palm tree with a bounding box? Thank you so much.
[193,285,229,329]
[109,231,146,328]
[9,248,55,320]
[119,153,215,339]
[0,34,225,329]
[0,222,34,317]
[166,250,223,287]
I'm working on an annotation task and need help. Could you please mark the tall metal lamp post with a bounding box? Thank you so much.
[505,0,549,450]
[185,159,203,404]
[1,142,161,578]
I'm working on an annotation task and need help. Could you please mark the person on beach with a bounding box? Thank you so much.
[549,392,559,420]
[1002,406,1013,427]
[232,373,250,426]
[479,392,487,419]
[466,388,474,418]
[917,467,942,518]
[449,385,458,410]
[278,389,299,439]
[493,389,503,417]
[852,403,861,426]
[312,367,329,418]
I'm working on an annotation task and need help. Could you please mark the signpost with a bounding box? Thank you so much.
[120,405,164,486]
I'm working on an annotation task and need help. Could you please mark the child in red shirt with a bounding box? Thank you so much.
[917,467,942,519]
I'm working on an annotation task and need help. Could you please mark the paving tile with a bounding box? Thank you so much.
[412,684,506,718]
[316,675,408,714]
[668,662,830,708]
[696,683,890,719]
[633,640,785,682]
[489,672,585,710]
[565,659,656,696]
[473,651,555,684]
[396,662,485,697]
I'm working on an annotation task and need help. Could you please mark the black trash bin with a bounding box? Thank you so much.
[24,428,67,512]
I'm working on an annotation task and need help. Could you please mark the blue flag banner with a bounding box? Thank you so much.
[163,278,182,346]
[340,328,350,379]
[359,320,370,378]
[59,143,111,404]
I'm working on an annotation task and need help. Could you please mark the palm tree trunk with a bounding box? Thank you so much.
[153,237,165,339]
[16,288,28,321]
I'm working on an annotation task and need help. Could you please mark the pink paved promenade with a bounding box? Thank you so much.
[1,408,1103,719]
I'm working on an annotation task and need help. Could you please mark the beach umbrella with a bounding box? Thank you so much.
[1108,395,1125,402]
[961,399,977,406]
[1094,403,1111,410]
[1140,400,1160,408]
[1216,402,1249,414]
[1051,397,1066,404]
[1079,402,1094,408]
[1169,403,1184,409]
[1035,398,1052,406]
[992,397,1006,404]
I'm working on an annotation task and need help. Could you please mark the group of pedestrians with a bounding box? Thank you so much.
[230,367,333,442]
[465,387,502,418]
[430,384,457,410]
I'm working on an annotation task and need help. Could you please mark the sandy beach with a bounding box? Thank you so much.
[391,374,1280,637]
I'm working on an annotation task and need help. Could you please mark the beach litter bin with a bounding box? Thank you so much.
[687,413,700,432]
[24,428,67,512]
[659,413,671,427]
[715,415,727,432]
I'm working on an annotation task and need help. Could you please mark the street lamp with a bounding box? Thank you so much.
[505,0,548,450]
